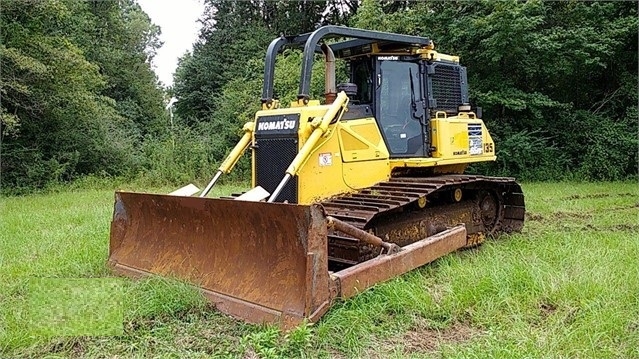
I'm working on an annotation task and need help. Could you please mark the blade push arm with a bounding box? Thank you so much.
[268,91,348,202]
[200,121,254,197]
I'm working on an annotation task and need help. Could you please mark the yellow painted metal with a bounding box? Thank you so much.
[390,156,495,168]
[285,92,348,176]
[337,118,389,162]
[296,132,347,203]
[251,97,499,204]
[291,99,321,108]
[261,100,280,110]
[341,160,390,190]
[416,49,460,63]
[454,188,463,202]
[340,131,368,151]
[340,41,459,63]
[456,112,480,120]
[432,163,469,174]
[292,117,390,204]
[429,115,495,160]
[285,96,390,204]
[249,101,392,204]
[219,122,254,173]
[327,39,459,65]
[386,112,496,173]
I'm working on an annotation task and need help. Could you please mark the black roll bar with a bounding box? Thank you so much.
[260,25,432,105]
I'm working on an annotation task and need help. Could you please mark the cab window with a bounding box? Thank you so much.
[351,60,373,104]
[378,60,423,156]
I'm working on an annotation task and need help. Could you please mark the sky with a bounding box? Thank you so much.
[137,0,206,86]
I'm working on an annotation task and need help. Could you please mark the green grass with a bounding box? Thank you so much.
[4,278,124,338]
[1,182,637,358]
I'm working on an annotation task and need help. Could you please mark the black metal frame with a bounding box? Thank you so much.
[261,25,432,105]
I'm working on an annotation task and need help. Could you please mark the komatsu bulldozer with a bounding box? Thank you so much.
[109,26,525,328]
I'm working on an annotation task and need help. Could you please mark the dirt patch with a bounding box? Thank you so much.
[607,224,639,232]
[400,321,478,353]
[565,193,610,200]
[242,349,260,359]
[539,302,558,318]
[528,203,638,225]
[573,223,639,233]
[564,192,636,200]
[536,302,581,326]
[526,212,545,221]
[550,211,593,221]
[609,203,639,211]
[374,320,480,356]
[46,338,87,358]
[325,348,348,359]
[525,210,592,223]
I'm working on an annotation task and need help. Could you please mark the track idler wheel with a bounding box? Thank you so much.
[464,190,501,248]
[478,190,501,235]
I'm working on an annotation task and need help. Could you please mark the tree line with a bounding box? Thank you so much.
[173,0,638,182]
[1,0,167,193]
[1,0,636,194]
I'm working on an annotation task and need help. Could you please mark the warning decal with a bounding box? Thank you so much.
[319,153,332,166]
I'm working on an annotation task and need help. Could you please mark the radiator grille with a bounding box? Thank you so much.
[254,137,298,203]
[431,64,462,112]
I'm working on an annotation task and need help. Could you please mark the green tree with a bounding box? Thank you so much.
[0,0,168,192]
[173,23,276,124]
[173,0,352,123]
[81,0,167,137]
[354,0,638,180]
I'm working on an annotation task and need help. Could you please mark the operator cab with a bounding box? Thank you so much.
[345,55,469,159]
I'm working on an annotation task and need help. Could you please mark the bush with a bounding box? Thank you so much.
[138,118,252,187]
[574,111,638,181]
[469,129,570,181]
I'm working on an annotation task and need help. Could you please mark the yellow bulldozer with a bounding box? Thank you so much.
[109,26,525,328]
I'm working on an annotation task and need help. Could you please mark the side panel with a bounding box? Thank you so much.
[430,116,495,161]
[297,128,348,204]
[337,117,391,190]
[297,118,391,204]
[342,160,390,189]
[338,118,389,162]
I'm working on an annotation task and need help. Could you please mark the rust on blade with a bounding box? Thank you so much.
[332,225,467,299]
[109,191,330,328]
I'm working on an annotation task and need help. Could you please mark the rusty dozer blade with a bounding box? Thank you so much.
[109,191,467,328]
[109,191,333,327]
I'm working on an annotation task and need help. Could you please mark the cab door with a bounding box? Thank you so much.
[375,58,429,158]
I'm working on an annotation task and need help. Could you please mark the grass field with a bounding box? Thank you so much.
[1,182,637,358]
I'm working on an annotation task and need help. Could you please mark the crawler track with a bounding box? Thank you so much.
[322,175,525,268]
